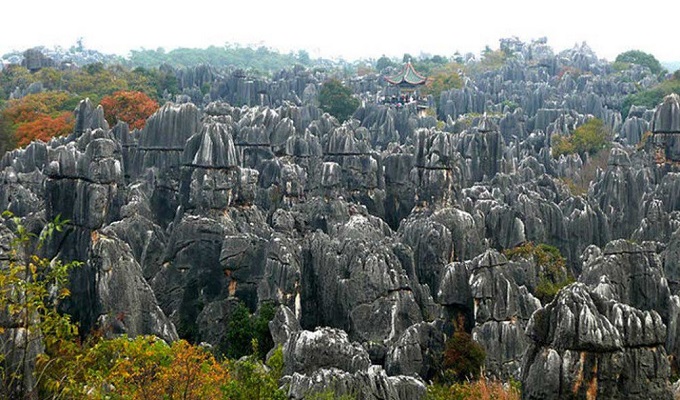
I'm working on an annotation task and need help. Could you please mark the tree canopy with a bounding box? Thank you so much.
[615,50,666,76]
[318,79,360,123]
[551,118,609,159]
[100,90,159,130]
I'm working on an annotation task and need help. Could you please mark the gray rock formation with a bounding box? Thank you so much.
[651,93,680,163]
[269,305,427,400]
[438,250,541,380]
[2,45,679,397]
[522,283,672,400]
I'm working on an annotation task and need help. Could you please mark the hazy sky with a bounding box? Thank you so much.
[2,1,678,62]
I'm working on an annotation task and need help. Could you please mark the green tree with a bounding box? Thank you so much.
[318,79,360,123]
[221,302,276,360]
[504,242,573,303]
[420,63,463,105]
[0,212,80,399]
[376,55,395,71]
[551,118,609,159]
[615,50,666,76]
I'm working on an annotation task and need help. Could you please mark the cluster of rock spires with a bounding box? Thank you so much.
[2,39,680,399]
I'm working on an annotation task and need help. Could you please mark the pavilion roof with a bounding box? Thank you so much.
[385,62,427,86]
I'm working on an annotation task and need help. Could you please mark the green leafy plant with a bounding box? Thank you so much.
[504,242,573,303]
[222,340,287,400]
[0,211,81,399]
[222,301,276,360]
[551,118,609,159]
[318,79,360,123]
[615,50,665,76]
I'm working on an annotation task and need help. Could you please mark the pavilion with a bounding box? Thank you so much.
[383,61,428,114]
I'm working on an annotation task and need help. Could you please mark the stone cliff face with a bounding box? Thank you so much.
[3,40,680,398]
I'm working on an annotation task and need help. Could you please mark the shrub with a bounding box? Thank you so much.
[222,302,276,360]
[551,118,609,159]
[420,63,463,104]
[559,147,610,196]
[615,50,665,76]
[441,330,486,383]
[100,90,159,130]
[221,341,287,400]
[0,91,77,150]
[504,242,573,303]
[318,79,360,123]
[426,379,520,400]
[621,75,680,117]
[40,335,231,399]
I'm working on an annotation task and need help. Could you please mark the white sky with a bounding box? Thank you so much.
[2,1,678,62]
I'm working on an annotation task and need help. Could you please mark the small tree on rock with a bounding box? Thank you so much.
[100,90,159,130]
[318,79,359,123]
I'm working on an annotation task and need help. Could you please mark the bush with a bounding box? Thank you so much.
[318,79,360,123]
[551,118,609,159]
[559,147,610,196]
[0,91,78,150]
[222,302,276,360]
[621,76,680,118]
[221,342,287,400]
[420,63,463,104]
[504,242,573,303]
[615,50,665,76]
[39,335,232,399]
[441,331,486,383]
[426,379,520,400]
[100,90,159,130]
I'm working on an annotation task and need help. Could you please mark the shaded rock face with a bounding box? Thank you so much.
[522,238,680,399]
[579,240,671,318]
[620,116,649,145]
[591,147,647,240]
[438,250,541,380]
[270,305,427,400]
[385,321,445,381]
[21,48,55,72]
[299,211,425,345]
[652,93,680,163]
[521,283,672,400]
[89,231,177,341]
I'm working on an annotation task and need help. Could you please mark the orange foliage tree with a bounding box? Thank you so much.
[0,91,77,149]
[14,112,74,147]
[39,336,231,399]
[100,90,159,130]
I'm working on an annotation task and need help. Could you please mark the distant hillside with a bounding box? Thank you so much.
[127,45,313,73]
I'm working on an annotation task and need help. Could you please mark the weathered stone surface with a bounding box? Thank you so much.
[442,250,541,379]
[522,283,672,400]
[89,232,177,342]
[182,120,238,168]
[286,366,426,400]
[385,321,444,380]
[652,93,680,134]
[300,212,424,344]
[282,326,371,375]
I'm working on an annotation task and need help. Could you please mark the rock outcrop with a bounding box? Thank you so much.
[522,283,672,400]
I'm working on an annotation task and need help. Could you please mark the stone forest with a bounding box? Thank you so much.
[1,38,680,399]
